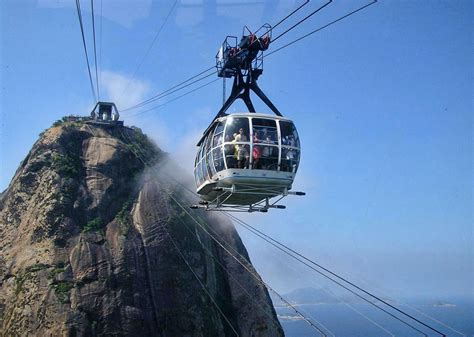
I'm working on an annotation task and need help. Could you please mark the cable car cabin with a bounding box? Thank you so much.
[193,113,302,212]
[194,24,304,212]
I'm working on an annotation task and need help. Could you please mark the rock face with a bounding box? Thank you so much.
[0,120,284,337]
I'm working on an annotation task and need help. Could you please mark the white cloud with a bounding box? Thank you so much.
[100,69,151,110]
[172,128,202,173]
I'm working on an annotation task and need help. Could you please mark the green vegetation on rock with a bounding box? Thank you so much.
[83,217,103,233]
[26,263,50,273]
[125,126,159,162]
[115,200,133,235]
[52,153,81,178]
[52,281,74,304]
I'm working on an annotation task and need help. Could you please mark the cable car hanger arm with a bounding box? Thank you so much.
[214,69,282,120]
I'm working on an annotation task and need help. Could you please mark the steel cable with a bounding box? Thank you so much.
[226,212,446,337]
[266,0,378,58]
[75,0,97,102]
[118,129,329,336]
[127,77,220,118]
[91,0,100,99]
[120,0,179,99]
[120,0,314,113]
[270,0,333,44]
[162,221,241,336]
[121,66,216,112]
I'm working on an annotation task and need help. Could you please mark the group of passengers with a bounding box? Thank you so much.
[223,128,278,170]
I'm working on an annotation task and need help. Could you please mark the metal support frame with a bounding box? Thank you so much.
[214,67,282,119]
[191,183,305,212]
[212,24,281,121]
[90,101,120,121]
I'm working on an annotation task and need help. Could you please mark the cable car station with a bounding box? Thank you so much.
[88,101,123,127]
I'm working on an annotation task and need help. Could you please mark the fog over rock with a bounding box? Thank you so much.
[0,119,283,336]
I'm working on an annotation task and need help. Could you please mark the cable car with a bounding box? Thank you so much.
[192,25,305,212]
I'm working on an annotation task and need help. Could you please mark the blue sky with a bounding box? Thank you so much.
[1,0,472,299]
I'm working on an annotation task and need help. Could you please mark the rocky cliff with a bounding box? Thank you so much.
[0,119,283,337]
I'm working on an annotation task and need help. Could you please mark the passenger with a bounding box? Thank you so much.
[253,130,262,169]
[234,128,249,169]
[224,134,236,168]
[261,134,275,169]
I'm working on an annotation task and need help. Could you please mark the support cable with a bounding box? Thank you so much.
[120,0,178,98]
[116,130,239,336]
[270,0,333,44]
[123,71,217,114]
[98,0,103,98]
[161,221,241,337]
[170,209,285,333]
[266,0,378,58]
[117,130,329,337]
[127,77,219,118]
[116,134,427,337]
[120,0,312,113]
[75,0,97,102]
[270,0,310,31]
[226,213,428,336]
[91,0,100,100]
[231,0,316,61]
[124,151,432,337]
[168,194,329,337]
[226,212,446,337]
[121,66,216,112]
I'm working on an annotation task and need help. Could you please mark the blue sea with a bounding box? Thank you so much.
[277,297,474,337]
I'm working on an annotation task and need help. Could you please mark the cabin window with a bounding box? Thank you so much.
[224,117,250,169]
[252,144,279,170]
[194,166,199,186]
[195,162,202,186]
[251,118,278,170]
[280,148,300,173]
[280,121,300,148]
[252,118,278,144]
[194,153,198,168]
[206,153,214,178]
[224,117,250,141]
[213,121,225,147]
[212,148,225,172]
[205,126,215,154]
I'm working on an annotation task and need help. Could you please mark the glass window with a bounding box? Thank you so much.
[205,127,214,153]
[199,143,205,161]
[224,117,250,142]
[195,162,202,186]
[215,120,225,135]
[206,153,215,178]
[212,122,224,154]
[224,142,237,169]
[224,117,250,169]
[194,166,199,186]
[195,143,203,167]
[280,148,300,173]
[212,147,225,172]
[200,161,206,185]
[253,144,279,170]
[280,121,300,148]
[251,118,278,171]
[252,118,278,144]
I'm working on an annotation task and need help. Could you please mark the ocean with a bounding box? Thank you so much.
[277,297,474,337]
